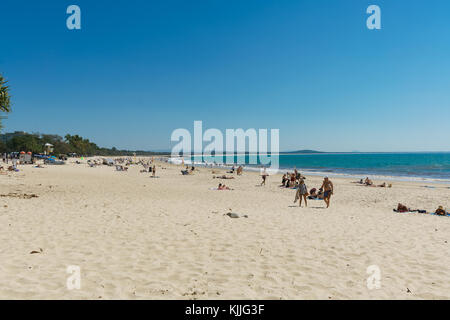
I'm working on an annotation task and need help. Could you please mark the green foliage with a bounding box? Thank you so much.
[0,131,168,156]
[6,133,42,153]
[0,74,11,113]
[0,74,12,131]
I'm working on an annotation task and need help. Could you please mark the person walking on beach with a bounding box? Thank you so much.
[260,167,268,186]
[320,177,334,208]
[294,179,308,207]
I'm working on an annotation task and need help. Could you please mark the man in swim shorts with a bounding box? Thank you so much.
[320,177,334,208]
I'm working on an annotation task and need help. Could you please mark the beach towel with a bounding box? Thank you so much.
[430,212,450,217]
[394,210,449,217]
[393,209,426,214]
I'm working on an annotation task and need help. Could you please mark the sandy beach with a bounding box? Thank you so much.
[0,159,449,300]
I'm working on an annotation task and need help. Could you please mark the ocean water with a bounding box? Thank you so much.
[178,152,450,181]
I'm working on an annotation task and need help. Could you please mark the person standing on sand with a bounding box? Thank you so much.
[294,179,308,207]
[260,167,268,186]
[320,177,334,208]
[152,165,156,177]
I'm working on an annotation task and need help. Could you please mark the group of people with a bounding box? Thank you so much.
[140,162,156,177]
[1,156,19,172]
[181,166,195,175]
[280,169,307,188]
[294,177,334,208]
[395,203,449,216]
[227,165,243,175]
[357,177,392,188]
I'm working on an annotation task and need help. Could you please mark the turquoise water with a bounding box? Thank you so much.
[191,153,450,180]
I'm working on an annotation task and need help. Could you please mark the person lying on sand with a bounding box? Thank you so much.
[213,175,235,179]
[394,203,427,213]
[308,188,318,199]
[376,182,392,188]
[218,183,232,190]
[396,203,410,213]
[227,166,235,174]
[435,206,447,216]
[182,166,195,175]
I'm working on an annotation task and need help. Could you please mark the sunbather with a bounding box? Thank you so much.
[365,177,373,186]
[435,206,447,216]
[396,203,410,213]
[393,203,426,213]
[218,183,232,190]
[213,175,234,179]
[308,188,318,199]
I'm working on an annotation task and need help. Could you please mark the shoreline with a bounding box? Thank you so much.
[166,158,450,186]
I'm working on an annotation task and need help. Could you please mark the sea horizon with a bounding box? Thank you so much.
[170,152,450,182]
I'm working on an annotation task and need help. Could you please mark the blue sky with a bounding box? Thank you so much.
[1,0,449,152]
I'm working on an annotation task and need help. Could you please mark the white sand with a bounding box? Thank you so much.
[0,159,449,299]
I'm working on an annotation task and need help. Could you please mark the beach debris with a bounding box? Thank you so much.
[30,248,43,254]
[0,193,38,199]
[225,212,248,219]
[406,288,412,294]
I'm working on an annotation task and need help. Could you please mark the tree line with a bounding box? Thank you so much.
[0,132,168,156]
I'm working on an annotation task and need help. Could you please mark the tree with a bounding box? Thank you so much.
[0,74,12,131]
[6,134,43,153]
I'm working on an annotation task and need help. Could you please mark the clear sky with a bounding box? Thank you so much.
[1,0,449,152]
